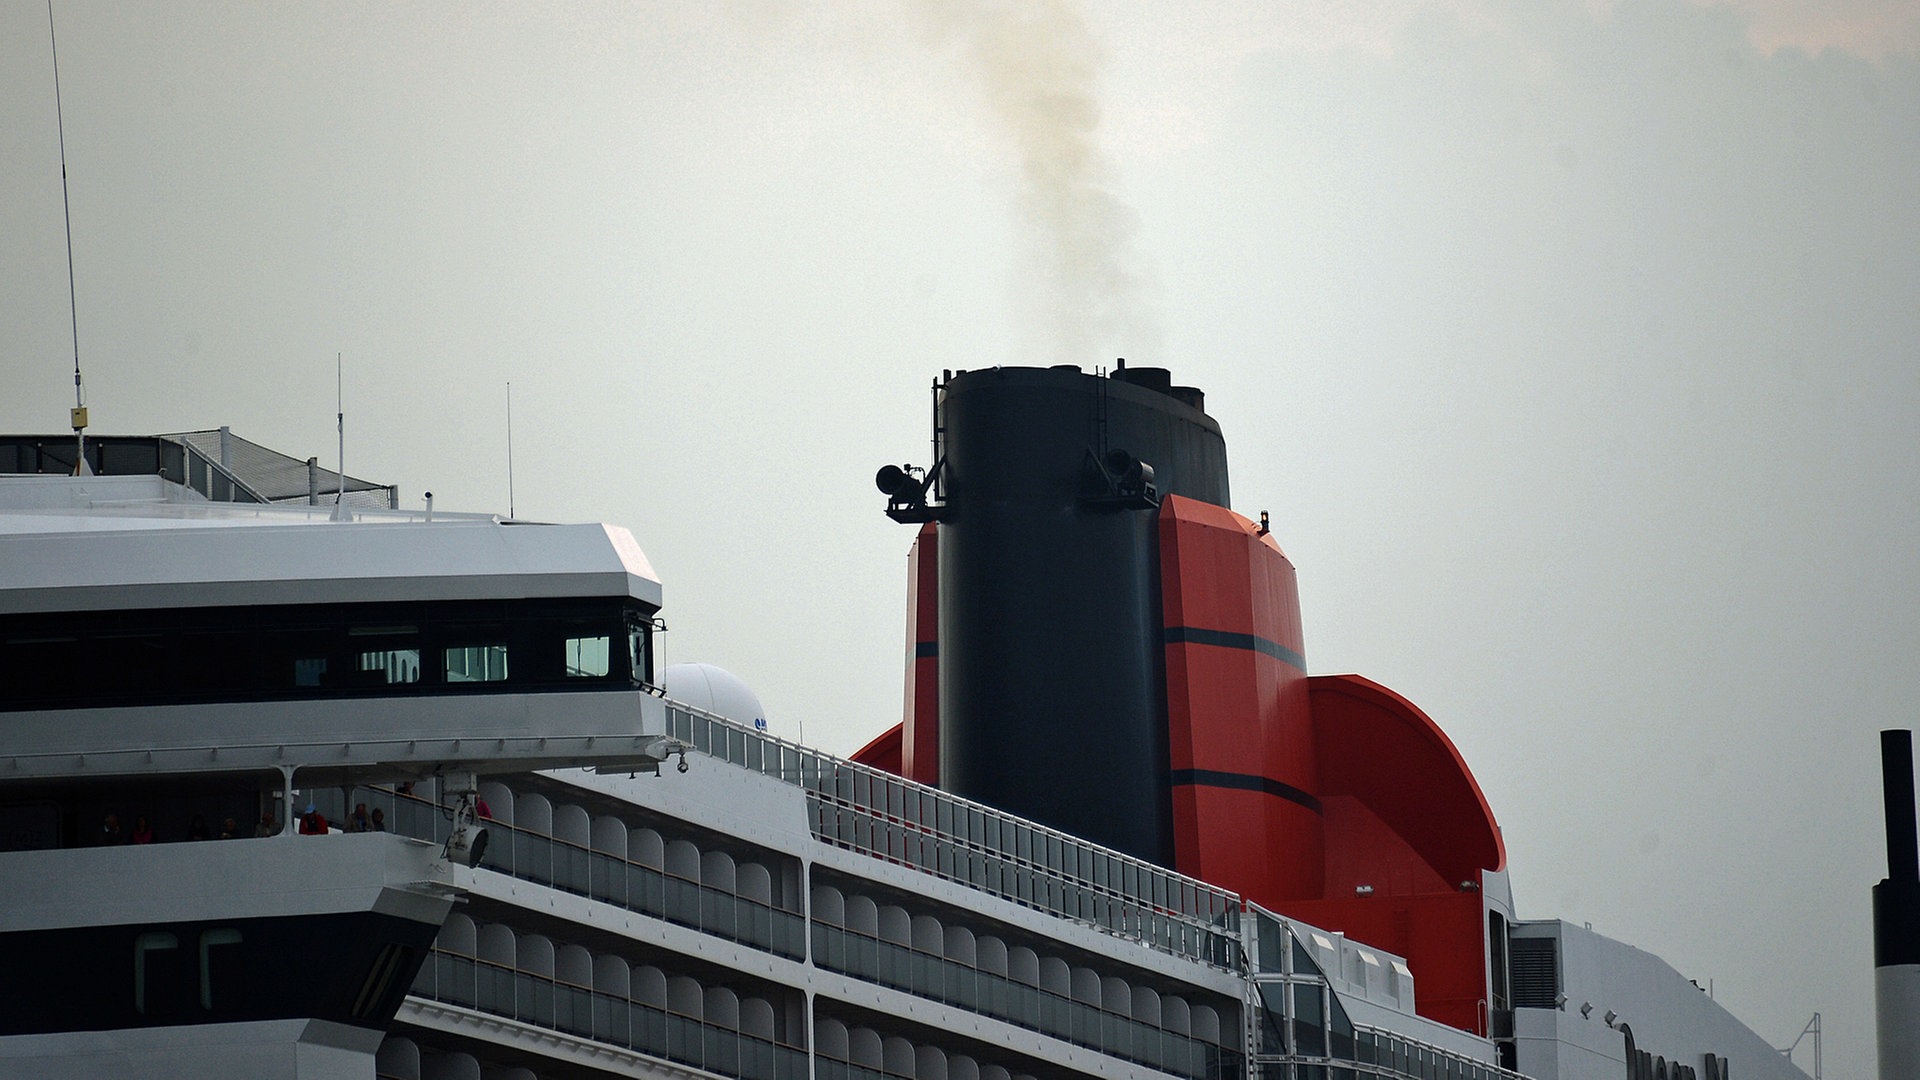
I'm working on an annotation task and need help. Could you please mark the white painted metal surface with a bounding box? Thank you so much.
[0,512,661,612]
[1879,964,1919,1080]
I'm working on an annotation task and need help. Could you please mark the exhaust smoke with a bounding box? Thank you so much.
[916,0,1156,362]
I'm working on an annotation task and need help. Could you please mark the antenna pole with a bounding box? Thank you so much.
[331,352,348,520]
[506,381,516,519]
[337,352,344,501]
[49,2,89,475]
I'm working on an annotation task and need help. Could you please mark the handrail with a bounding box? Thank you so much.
[812,920,1241,1080]
[664,702,1244,968]
[1349,1022,1528,1080]
[415,947,807,1080]
[335,785,805,958]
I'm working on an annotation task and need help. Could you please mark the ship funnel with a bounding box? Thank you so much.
[1884,730,1918,883]
[914,366,1229,865]
[1876,729,1920,1080]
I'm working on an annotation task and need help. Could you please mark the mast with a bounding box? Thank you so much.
[331,353,349,520]
[48,1,90,476]
[506,380,516,519]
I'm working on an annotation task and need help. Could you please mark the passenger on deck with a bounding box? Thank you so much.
[298,804,329,835]
[130,815,154,844]
[188,815,211,841]
[219,817,240,839]
[346,803,371,832]
[98,813,124,845]
[370,808,387,832]
[254,812,278,838]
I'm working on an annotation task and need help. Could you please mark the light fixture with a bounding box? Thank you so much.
[1580,1002,1593,1019]
[439,771,492,868]
[1354,884,1375,897]
[1604,1010,1619,1028]
[444,823,490,868]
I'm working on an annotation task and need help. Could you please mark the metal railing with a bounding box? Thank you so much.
[1305,1025,1524,1080]
[412,949,807,1080]
[319,785,806,959]
[665,703,1243,969]
[813,922,1243,1079]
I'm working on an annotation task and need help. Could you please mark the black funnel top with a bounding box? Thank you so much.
[930,366,1229,866]
[1885,730,1919,883]
[1876,730,1920,970]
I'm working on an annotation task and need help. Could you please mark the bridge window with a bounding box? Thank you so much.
[357,647,421,684]
[352,626,421,685]
[445,643,510,683]
[629,620,653,684]
[96,633,168,694]
[2,596,657,710]
[566,635,611,678]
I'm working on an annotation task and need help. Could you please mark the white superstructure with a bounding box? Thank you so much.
[0,431,1813,1080]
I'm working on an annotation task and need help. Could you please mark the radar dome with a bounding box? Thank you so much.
[664,663,768,732]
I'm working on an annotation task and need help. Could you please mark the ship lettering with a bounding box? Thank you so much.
[1620,1025,1730,1080]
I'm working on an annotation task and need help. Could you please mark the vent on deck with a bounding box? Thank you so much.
[1509,937,1560,1008]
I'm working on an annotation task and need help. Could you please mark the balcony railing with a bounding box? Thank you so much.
[813,922,1243,1080]
[664,703,1242,969]
[412,949,807,1080]
[319,786,806,959]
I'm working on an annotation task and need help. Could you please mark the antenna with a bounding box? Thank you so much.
[1779,1012,1821,1079]
[48,2,90,476]
[506,381,516,519]
[331,352,349,521]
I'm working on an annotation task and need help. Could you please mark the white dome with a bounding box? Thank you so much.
[664,662,767,732]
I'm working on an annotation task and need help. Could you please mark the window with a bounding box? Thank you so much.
[1256,912,1287,973]
[263,625,335,691]
[566,635,610,678]
[445,644,509,683]
[1328,984,1356,1061]
[352,626,421,685]
[95,633,168,696]
[4,634,78,701]
[293,657,328,687]
[134,932,180,1015]
[1,597,659,709]
[358,647,421,684]
[180,630,262,693]
[1488,912,1510,1011]
[199,928,243,1010]
[351,942,414,1020]
[1294,982,1326,1057]
[628,620,653,684]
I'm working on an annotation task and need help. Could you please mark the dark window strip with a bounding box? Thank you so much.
[0,912,436,1036]
[0,596,657,712]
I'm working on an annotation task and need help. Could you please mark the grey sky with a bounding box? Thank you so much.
[2,2,1913,1074]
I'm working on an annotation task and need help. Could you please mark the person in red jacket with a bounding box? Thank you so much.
[298,804,329,835]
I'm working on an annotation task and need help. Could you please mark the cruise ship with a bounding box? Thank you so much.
[0,367,1821,1080]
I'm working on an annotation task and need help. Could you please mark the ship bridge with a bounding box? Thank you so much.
[0,431,678,834]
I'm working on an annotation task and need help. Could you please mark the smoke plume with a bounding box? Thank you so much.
[916,0,1156,363]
